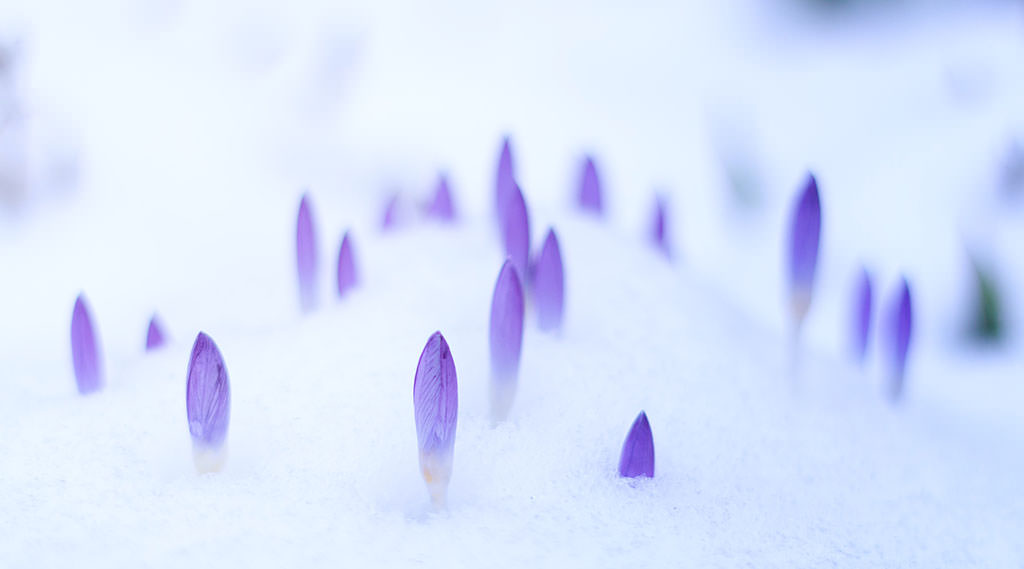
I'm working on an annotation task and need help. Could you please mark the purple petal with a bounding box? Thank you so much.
[787,173,821,325]
[382,193,400,230]
[70,294,103,395]
[532,228,564,332]
[489,260,525,422]
[427,174,456,221]
[186,332,231,471]
[650,194,671,259]
[618,411,654,478]
[296,193,319,313]
[495,137,515,225]
[146,314,168,351]
[336,230,358,297]
[578,156,603,214]
[887,278,913,401]
[501,184,531,282]
[851,268,873,363]
[413,331,458,505]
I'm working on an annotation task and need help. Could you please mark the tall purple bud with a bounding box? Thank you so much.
[495,137,515,225]
[489,260,525,423]
[578,156,603,215]
[532,228,564,332]
[502,184,530,283]
[382,193,400,230]
[787,173,821,331]
[618,411,654,478]
[336,230,358,298]
[70,294,103,394]
[186,332,231,473]
[296,193,319,313]
[851,268,873,363]
[413,331,459,507]
[427,174,456,221]
[886,278,913,402]
[146,314,168,351]
[650,194,671,259]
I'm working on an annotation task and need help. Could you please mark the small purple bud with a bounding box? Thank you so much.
[495,137,515,223]
[618,411,654,478]
[650,194,671,259]
[489,260,525,422]
[851,268,873,363]
[426,174,455,221]
[336,230,358,298]
[70,294,103,395]
[501,184,530,282]
[886,278,913,402]
[413,331,459,507]
[146,314,168,351]
[186,332,231,473]
[296,193,319,313]
[787,173,821,327]
[382,193,400,230]
[578,156,603,215]
[532,228,564,332]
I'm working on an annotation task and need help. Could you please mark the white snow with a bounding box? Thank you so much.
[0,0,1022,566]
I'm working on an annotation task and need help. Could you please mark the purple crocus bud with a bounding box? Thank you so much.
[186,332,231,473]
[650,194,671,259]
[427,174,456,221]
[296,193,319,313]
[489,260,524,423]
[787,173,821,329]
[578,156,603,215]
[413,331,459,507]
[532,228,564,332]
[382,193,400,230]
[618,411,654,478]
[886,278,913,402]
[70,294,103,395]
[146,314,168,351]
[495,137,515,224]
[501,184,530,282]
[336,230,358,298]
[851,268,873,363]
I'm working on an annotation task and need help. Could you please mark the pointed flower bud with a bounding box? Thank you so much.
[533,228,564,332]
[578,156,603,214]
[851,268,872,363]
[886,278,913,402]
[787,173,821,328]
[413,331,459,507]
[427,174,455,221]
[186,332,231,473]
[70,294,103,394]
[501,184,530,282]
[650,194,671,259]
[495,137,515,224]
[382,193,400,230]
[336,230,358,298]
[296,193,319,313]
[146,314,168,351]
[618,411,654,478]
[489,260,524,422]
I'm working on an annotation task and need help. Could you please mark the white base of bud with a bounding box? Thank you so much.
[192,444,228,474]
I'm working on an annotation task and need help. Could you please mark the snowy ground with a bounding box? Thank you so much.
[0,0,1022,567]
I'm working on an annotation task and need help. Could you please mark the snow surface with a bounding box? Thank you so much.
[1,0,1023,567]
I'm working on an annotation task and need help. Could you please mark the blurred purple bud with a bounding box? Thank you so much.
[146,314,168,352]
[618,411,654,478]
[787,173,821,326]
[71,294,103,395]
[495,137,515,224]
[427,174,456,221]
[336,230,358,298]
[296,193,319,313]
[650,194,671,259]
[578,156,603,215]
[489,260,524,422]
[186,332,231,472]
[501,184,530,281]
[851,268,873,363]
[413,331,459,506]
[533,228,564,332]
[887,278,913,402]
[382,193,400,230]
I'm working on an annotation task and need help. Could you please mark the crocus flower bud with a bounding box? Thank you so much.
[495,137,515,225]
[851,268,872,363]
[427,174,456,221]
[146,314,168,351]
[186,332,231,473]
[578,156,603,215]
[296,193,319,313]
[532,228,564,332]
[886,278,913,402]
[336,230,358,298]
[787,173,821,331]
[618,411,654,478]
[382,193,400,230]
[650,194,671,259]
[413,331,459,507]
[501,184,530,283]
[71,294,103,394]
[489,260,524,423]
